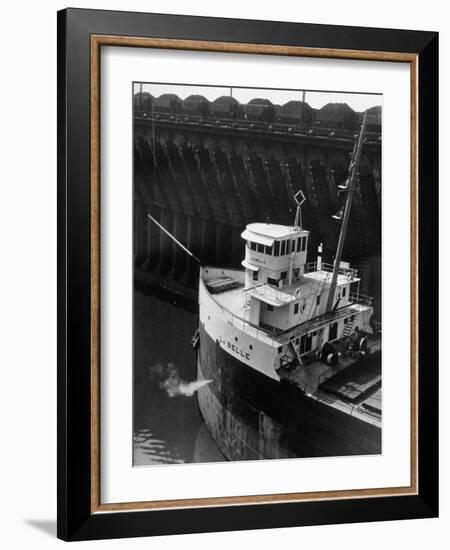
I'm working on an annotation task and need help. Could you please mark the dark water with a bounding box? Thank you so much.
[133,288,225,466]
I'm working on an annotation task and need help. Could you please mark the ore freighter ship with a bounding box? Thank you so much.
[193,112,382,460]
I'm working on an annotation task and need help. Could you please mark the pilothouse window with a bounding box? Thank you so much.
[274,241,280,256]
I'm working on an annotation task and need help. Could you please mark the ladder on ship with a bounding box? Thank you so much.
[342,317,355,338]
[305,269,329,321]
[290,339,303,366]
[282,339,303,368]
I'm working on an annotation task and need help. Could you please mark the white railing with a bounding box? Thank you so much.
[304,261,358,281]
[277,303,364,344]
[201,278,278,345]
[349,292,373,306]
[244,283,294,305]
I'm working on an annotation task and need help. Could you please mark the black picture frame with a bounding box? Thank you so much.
[57,7,438,541]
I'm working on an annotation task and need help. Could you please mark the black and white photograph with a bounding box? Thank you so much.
[132,83,383,466]
[0,0,444,545]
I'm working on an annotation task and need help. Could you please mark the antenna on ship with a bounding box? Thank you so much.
[147,214,202,265]
[293,189,306,228]
[287,189,306,286]
[325,112,368,313]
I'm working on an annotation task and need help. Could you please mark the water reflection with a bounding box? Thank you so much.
[133,288,225,465]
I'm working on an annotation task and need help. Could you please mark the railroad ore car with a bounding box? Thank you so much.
[134,92,154,114]
[277,100,315,125]
[242,98,276,122]
[315,103,357,131]
[154,93,183,114]
[183,94,210,117]
[210,95,242,119]
[358,105,382,133]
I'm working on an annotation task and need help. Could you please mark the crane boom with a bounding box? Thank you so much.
[325,112,368,313]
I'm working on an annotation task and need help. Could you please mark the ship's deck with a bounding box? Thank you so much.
[212,283,246,317]
[279,335,382,428]
[207,275,367,341]
[203,269,381,427]
[207,282,279,347]
[204,267,362,317]
[210,275,321,318]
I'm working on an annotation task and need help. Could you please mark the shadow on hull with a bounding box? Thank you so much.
[197,324,381,461]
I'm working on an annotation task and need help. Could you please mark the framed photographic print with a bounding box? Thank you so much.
[57,8,438,541]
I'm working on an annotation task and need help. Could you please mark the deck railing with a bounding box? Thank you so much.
[202,273,372,347]
[276,301,374,344]
[349,292,373,306]
[304,261,358,281]
[243,283,294,305]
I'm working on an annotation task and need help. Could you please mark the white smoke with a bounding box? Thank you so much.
[148,362,212,398]
[161,378,212,398]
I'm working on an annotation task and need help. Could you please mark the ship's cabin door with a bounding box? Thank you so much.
[329,322,338,341]
[300,333,312,355]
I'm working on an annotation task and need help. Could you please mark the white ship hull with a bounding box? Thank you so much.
[197,266,381,461]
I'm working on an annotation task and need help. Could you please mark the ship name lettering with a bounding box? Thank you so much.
[219,336,250,360]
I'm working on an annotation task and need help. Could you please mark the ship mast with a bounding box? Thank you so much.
[293,189,306,229]
[288,189,306,285]
[325,112,368,312]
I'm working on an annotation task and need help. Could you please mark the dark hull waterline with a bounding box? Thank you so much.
[197,324,381,461]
